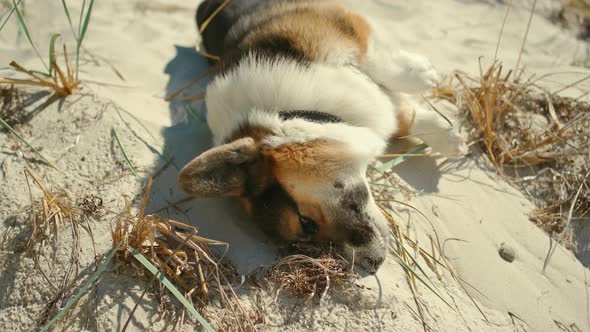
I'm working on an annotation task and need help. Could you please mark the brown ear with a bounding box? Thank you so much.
[178,138,258,197]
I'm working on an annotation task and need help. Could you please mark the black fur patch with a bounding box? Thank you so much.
[250,182,299,238]
[300,216,319,235]
[199,1,316,76]
[347,223,374,246]
[226,6,314,50]
[196,0,270,60]
[218,33,312,77]
[342,184,369,214]
[279,110,343,124]
[250,34,311,63]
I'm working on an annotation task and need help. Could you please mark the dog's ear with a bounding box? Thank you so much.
[178,137,259,197]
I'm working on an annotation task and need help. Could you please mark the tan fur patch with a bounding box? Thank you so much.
[395,98,417,138]
[225,132,356,242]
[289,194,336,240]
[239,197,253,217]
[241,2,370,63]
[287,192,353,243]
[264,139,355,241]
[264,139,351,182]
[226,125,273,143]
[279,208,302,240]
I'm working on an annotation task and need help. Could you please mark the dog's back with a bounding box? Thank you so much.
[196,0,266,58]
[196,0,370,69]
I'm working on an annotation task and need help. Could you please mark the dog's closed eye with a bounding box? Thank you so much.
[299,215,319,235]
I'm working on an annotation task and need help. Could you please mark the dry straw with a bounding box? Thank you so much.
[0,53,79,96]
[0,0,96,96]
[370,163,492,326]
[24,168,81,251]
[22,167,100,329]
[435,62,589,242]
[264,243,354,303]
[112,179,260,331]
[431,0,589,251]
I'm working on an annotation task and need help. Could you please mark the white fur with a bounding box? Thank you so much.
[361,34,439,94]
[412,105,468,156]
[358,26,467,157]
[206,25,466,160]
[205,54,396,159]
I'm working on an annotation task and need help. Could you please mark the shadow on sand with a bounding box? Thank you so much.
[143,45,277,274]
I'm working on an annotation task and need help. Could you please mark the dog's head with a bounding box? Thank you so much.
[178,136,389,273]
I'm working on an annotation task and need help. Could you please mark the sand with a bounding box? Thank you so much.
[1,0,589,331]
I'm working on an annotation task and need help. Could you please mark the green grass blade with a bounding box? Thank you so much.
[376,143,428,173]
[115,109,164,155]
[31,69,52,77]
[0,0,20,32]
[40,240,124,332]
[77,0,86,39]
[0,116,58,169]
[115,109,179,170]
[400,244,444,295]
[78,0,94,45]
[60,0,78,39]
[48,33,61,75]
[368,182,408,191]
[389,233,453,309]
[112,127,139,178]
[395,251,453,309]
[183,103,206,123]
[127,246,216,332]
[11,0,49,73]
[75,0,94,80]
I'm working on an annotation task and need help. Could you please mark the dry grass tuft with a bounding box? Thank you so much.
[557,0,590,40]
[1,0,94,97]
[435,62,590,240]
[514,95,590,234]
[112,179,260,331]
[25,168,81,252]
[453,62,556,168]
[23,168,97,311]
[1,50,79,97]
[370,162,495,324]
[266,244,353,303]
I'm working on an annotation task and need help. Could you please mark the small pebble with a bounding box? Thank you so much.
[499,242,516,263]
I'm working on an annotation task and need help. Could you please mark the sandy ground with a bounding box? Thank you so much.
[1,0,590,331]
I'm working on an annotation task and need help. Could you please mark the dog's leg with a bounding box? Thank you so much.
[359,36,439,94]
[395,94,467,157]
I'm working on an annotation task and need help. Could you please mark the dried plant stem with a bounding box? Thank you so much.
[515,0,537,76]
[112,179,257,331]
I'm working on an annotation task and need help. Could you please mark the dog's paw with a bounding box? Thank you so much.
[424,130,468,158]
[395,51,439,93]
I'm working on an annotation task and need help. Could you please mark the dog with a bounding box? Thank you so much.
[178,0,467,273]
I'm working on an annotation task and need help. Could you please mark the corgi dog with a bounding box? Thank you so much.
[178,0,467,273]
